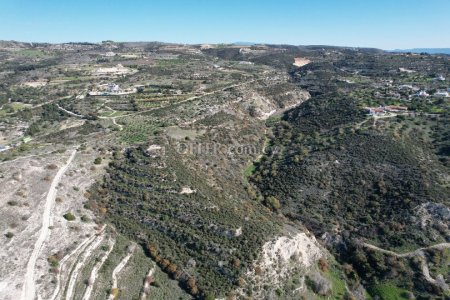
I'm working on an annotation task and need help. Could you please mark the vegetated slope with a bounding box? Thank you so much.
[254,93,447,245]
[251,53,450,298]
[89,141,281,299]
[7,41,448,299]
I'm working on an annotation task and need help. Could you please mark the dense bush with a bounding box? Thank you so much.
[88,144,281,298]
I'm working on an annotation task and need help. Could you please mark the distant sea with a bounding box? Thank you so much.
[391,48,450,55]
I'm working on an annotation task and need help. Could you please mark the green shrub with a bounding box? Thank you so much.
[265,196,281,211]
[63,212,76,221]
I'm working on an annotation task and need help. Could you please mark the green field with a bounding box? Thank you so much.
[17,49,49,58]
[369,283,411,300]
[243,163,256,177]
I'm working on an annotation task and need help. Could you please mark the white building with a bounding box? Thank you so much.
[434,91,449,97]
[417,90,429,97]
[107,83,121,93]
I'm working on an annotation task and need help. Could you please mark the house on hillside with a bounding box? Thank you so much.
[434,91,449,97]
[367,105,408,116]
[88,82,137,96]
[435,74,446,81]
[367,107,385,116]
[384,105,408,112]
[417,90,429,97]
[107,83,121,93]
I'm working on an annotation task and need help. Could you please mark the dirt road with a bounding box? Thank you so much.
[49,226,106,300]
[112,118,123,131]
[99,78,259,120]
[362,242,450,258]
[56,104,85,118]
[81,239,116,300]
[21,150,77,300]
[64,233,106,300]
[362,242,450,290]
[139,267,155,300]
[108,245,135,300]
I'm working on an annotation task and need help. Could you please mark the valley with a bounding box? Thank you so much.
[0,41,448,300]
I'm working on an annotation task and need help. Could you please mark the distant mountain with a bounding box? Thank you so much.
[232,41,257,46]
[391,48,450,55]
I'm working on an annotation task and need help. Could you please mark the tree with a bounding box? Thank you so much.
[185,277,199,295]
[167,263,177,274]
[265,196,281,211]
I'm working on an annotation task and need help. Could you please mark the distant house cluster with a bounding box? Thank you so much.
[367,105,408,116]
[88,83,140,96]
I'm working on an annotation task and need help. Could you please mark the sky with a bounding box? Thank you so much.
[0,0,449,50]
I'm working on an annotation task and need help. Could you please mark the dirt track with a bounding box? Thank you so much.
[81,238,116,300]
[108,245,135,300]
[20,149,77,300]
[362,242,450,290]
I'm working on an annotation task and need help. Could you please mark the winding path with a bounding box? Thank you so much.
[64,233,106,300]
[81,239,116,300]
[140,267,156,300]
[21,150,77,300]
[108,245,135,299]
[56,104,85,118]
[49,225,106,300]
[112,118,123,131]
[362,242,450,258]
[99,78,259,120]
[362,242,450,290]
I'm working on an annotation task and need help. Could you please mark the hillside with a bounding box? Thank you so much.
[251,49,450,299]
[0,41,448,300]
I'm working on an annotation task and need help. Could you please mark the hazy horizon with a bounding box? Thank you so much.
[3,40,450,53]
[1,0,449,50]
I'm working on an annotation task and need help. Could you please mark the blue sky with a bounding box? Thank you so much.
[0,0,449,49]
